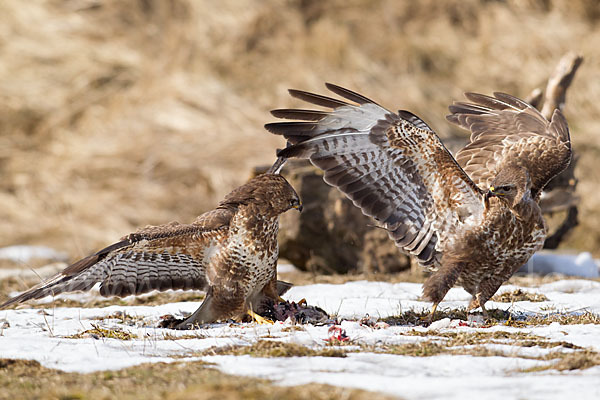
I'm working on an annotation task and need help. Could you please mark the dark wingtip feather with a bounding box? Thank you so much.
[445,114,459,125]
[324,83,375,105]
[550,108,570,143]
[264,121,316,135]
[288,89,350,108]
[266,157,287,174]
[277,143,312,159]
[463,92,518,111]
[0,293,25,308]
[492,92,531,110]
[270,109,328,121]
[0,278,61,309]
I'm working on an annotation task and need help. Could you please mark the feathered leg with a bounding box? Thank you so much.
[467,293,488,319]
[174,289,220,330]
[422,260,464,324]
[467,278,504,320]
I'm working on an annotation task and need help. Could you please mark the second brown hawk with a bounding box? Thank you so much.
[266,83,571,320]
[1,173,302,329]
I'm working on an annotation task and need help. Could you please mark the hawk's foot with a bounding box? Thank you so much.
[159,315,200,330]
[467,294,489,319]
[247,309,274,325]
[420,302,440,326]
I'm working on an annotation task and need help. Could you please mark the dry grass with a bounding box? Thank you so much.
[0,0,599,261]
[383,306,600,328]
[376,330,597,370]
[202,340,347,358]
[519,350,600,372]
[66,323,137,340]
[0,358,394,400]
[491,289,549,303]
[505,311,600,327]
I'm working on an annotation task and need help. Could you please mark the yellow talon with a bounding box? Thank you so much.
[247,310,274,325]
[420,302,439,324]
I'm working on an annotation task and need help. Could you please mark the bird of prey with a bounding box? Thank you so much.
[265,83,571,320]
[1,172,302,329]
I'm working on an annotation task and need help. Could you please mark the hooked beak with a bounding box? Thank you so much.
[484,186,496,202]
[292,201,303,212]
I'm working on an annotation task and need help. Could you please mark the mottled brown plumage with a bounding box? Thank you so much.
[266,83,571,319]
[1,173,302,329]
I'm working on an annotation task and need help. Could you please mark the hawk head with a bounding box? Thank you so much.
[221,174,302,216]
[261,174,303,215]
[486,165,532,207]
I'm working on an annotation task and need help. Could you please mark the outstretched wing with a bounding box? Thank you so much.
[447,92,571,197]
[0,209,233,308]
[266,83,484,268]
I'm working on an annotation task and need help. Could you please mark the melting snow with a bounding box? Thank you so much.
[0,255,599,399]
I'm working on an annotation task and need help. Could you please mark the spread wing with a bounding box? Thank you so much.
[0,208,234,308]
[266,83,484,268]
[447,92,571,197]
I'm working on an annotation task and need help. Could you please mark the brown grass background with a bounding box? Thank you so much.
[1,0,599,261]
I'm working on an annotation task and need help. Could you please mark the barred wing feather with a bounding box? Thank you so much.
[266,83,484,268]
[447,92,571,196]
[0,210,233,308]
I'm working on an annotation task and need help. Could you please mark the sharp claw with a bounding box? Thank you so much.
[247,310,274,325]
[421,302,439,325]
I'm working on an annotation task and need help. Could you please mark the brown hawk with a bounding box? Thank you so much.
[265,83,571,320]
[1,172,302,329]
